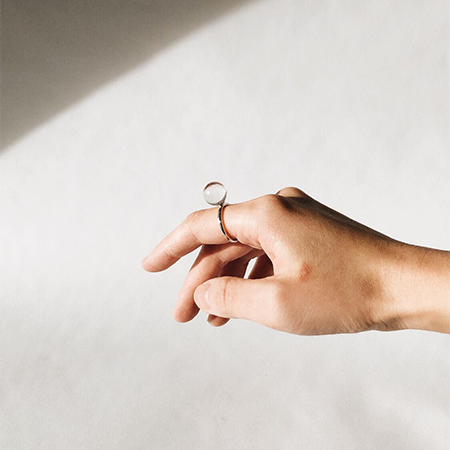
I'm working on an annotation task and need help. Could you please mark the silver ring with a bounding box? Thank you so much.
[218,203,238,243]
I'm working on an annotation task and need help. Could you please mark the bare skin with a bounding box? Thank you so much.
[141,187,450,335]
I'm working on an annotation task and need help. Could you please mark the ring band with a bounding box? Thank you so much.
[218,203,238,243]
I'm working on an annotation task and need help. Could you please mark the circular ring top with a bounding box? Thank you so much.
[203,182,227,206]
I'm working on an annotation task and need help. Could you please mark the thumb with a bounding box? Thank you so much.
[193,276,285,326]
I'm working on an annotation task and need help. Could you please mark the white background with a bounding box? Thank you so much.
[1,0,449,449]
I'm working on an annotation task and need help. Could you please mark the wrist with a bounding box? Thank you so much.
[380,243,450,333]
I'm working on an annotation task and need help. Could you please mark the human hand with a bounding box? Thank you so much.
[142,187,450,335]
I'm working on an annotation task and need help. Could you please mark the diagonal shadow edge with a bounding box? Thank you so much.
[0,0,255,153]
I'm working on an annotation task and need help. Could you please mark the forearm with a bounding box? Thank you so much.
[382,243,450,333]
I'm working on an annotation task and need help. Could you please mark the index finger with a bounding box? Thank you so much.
[141,202,260,272]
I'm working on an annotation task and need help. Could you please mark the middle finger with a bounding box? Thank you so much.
[172,243,256,322]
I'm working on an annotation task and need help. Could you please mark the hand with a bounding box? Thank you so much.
[142,187,450,335]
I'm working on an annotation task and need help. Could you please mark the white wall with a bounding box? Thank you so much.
[1,1,449,449]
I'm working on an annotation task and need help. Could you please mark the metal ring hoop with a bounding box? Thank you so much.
[218,203,238,243]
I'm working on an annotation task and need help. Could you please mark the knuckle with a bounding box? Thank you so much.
[262,193,281,206]
[211,277,233,312]
[162,242,177,260]
[276,186,308,198]
[291,262,313,283]
[255,194,284,218]
[202,246,225,267]
[186,210,199,225]
[256,193,302,225]
[184,211,202,245]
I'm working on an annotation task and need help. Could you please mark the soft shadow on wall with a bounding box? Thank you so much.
[0,0,253,152]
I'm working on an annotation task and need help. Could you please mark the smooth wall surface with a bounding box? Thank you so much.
[1,1,449,449]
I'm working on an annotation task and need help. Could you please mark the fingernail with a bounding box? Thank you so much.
[194,282,211,308]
